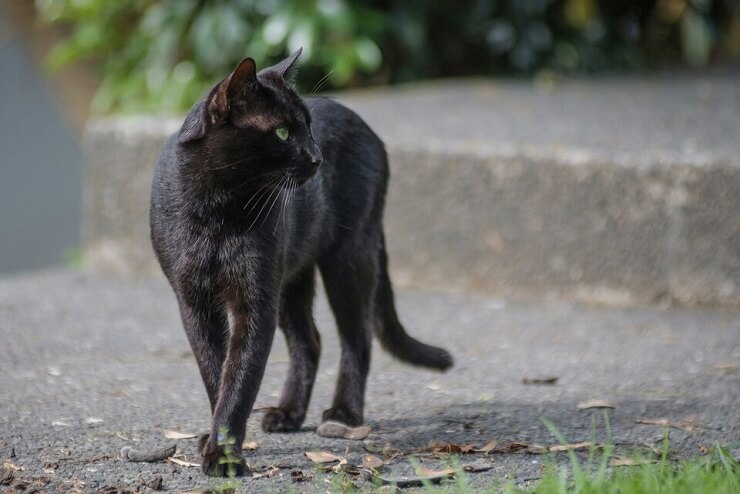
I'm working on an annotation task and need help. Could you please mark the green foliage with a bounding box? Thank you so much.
[209,427,241,493]
[36,0,740,113]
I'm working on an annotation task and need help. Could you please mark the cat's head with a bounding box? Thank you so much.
[178,49,322,185]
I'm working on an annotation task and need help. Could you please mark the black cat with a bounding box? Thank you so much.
[149,49,453,476]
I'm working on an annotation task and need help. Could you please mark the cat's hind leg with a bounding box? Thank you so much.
[262,266,321,432]
[318,246,377,426]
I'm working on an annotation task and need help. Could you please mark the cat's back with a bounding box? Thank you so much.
[302,96,389,244]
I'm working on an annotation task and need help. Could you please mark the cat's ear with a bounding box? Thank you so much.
[179,57,257,143]
[265,47,302,81]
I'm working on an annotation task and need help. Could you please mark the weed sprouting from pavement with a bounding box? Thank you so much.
[208,426,242,494]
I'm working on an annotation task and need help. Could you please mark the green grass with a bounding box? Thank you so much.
[507,445,739,494]
[401,417,739,494]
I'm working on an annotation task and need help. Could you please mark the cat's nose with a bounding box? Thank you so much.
[308,145,323,167]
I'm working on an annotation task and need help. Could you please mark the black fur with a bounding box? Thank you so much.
[149,50,452,477]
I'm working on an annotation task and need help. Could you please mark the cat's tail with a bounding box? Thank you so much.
[374,235,454,371]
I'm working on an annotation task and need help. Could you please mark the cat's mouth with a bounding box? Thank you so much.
[287,167,318,185]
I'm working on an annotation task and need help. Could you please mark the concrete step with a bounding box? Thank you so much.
[2,270,739,491]
[83,72,740,307]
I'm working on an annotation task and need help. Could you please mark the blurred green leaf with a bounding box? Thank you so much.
[35,0,736,114]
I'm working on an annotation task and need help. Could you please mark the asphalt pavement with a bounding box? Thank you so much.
[1,270,738,492]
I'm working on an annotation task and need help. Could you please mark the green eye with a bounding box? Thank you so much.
[275,127,289,141]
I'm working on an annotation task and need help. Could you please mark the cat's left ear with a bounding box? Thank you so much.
[179,57,257,143]
[264,47,302,81]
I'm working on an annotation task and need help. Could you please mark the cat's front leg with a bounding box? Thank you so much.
[200,284,278,477]
[176,285,228,412]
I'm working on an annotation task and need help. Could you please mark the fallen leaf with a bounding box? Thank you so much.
[380,443,403,459]
[475,440,497,454]
[290,470,310,482]
[167,457,200,468]
[242,440,258,450]
[362,455,383,469]
[52,420,71,427]
[501,442,533,453]
[1,466,15,486]
[370,466,456,487]
[548,441,595,452]
[85,417,104,425]
[418,466,457,478]
[428,442,468,454]
[522,376,558,385]
[713,362,737,374]
[609,457,653,467]
[304,451,346,464]
[635,418,698,431]
[141,475,163,491]
[463,459,494,473]
[252,466,279,479]
[122,444,177,463]
[164,430,197,440]
[47,366,62,377]
[576,399,614,410]
[316,421,372,440]
[1,462,22,472]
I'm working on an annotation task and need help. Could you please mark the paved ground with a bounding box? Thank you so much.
[1,270,739,492]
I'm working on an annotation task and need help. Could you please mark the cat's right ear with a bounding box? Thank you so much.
[179,58,257,143]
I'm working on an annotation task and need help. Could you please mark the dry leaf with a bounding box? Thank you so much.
[164,430,197,440]
[2,462,23,472]
[463,460,494,473]
[167,457,200,468]
[252,466,279,479]
[475,440,497,454]
[548,441,594,452]
[365,467,456,487]
[431,442,477,454]
[522,376,558,385]
[304,451,346,464]
[290,470,310,482]
[609,457,652,467]
[418,466,457,478]
[242,440,258,450]
[122,444,177,463]
[635,418,698,431]
[381,443,403,459]
[501,442,530,453]
[316,421,372,440]
[713,362,737,374]
[576,399,614,410]
[362,454,384,469]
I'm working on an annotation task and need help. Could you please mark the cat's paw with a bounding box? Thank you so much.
[196,432,211,455]
[199,438,247,477]
[321,406,363,426]
[261,407,304,432]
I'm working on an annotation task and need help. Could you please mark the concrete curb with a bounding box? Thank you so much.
[82,77,740,307]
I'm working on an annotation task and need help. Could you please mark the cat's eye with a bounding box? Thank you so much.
[275,127,290,141]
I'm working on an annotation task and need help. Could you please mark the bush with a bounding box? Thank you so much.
[36,0,740,113]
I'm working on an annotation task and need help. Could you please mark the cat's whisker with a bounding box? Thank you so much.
[275,177,291,234]
[311,70,334,95]
[242,175,283,213]
[262,176,288,231]
[229,170,285,195]
[203,157,250,171]
[247,176,285,231]
[277,176,297,233]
